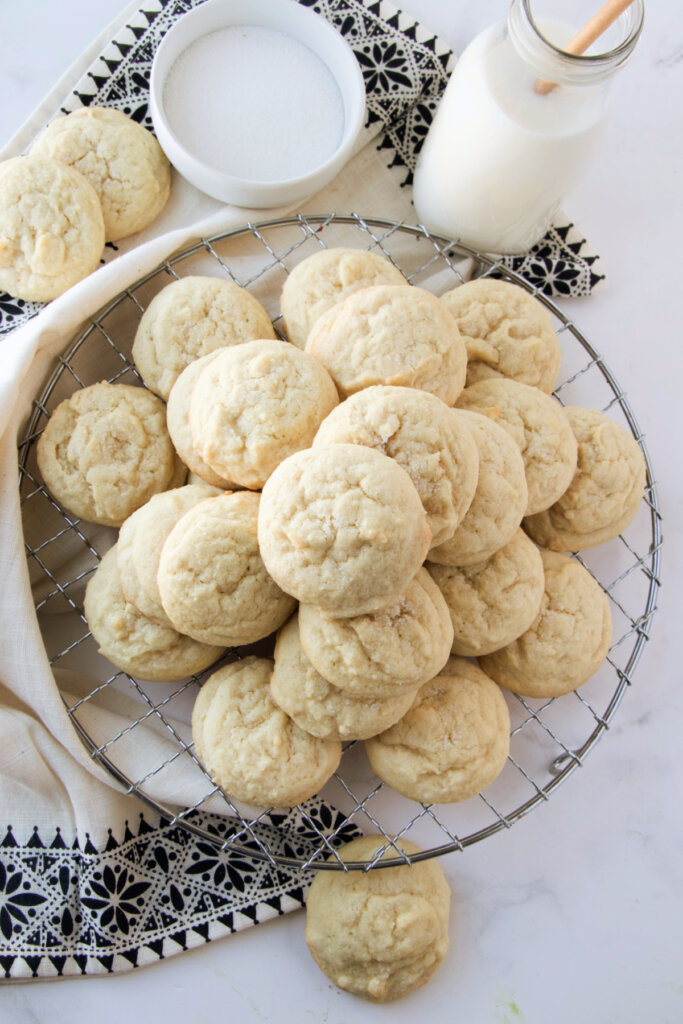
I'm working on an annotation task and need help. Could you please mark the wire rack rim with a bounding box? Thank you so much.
[20,213,662,871]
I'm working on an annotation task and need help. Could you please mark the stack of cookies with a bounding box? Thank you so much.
[0,107,171,301]
[35,244,646,816]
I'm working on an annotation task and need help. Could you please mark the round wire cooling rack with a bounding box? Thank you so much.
[18,213,662,872]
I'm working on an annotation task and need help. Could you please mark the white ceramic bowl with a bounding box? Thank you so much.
[149,0,366,207]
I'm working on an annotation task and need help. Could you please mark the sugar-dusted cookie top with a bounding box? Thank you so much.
[189,339,338,490]
[84,545,225,682]
[313,385,478,549]
[306,284,467,405]
[0,155,104,301]
[118,483,221,626]
[457,378,577,514]
[132,275,276,399]
[306,835,450,1002]
[524,406,646,550]
[479,549,612,698]
[37,381,185,527]
[365,657,510,804]
[427,410,527,567]
[258,444,431,617]
[31,107,170,241]
[166,350,236,489]
[298,567,453,699]
[440,278,561,394]
[191,656,341,807]
[157,491,296,648]
[281,246,406,349]
[271,614,416,741]
[428,529,545,658]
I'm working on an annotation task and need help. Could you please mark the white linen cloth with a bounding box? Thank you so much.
[0,0,604,978]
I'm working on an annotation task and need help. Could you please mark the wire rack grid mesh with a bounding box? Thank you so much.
[18,213,662,873]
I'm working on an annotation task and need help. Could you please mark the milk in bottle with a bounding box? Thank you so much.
[413,0,644,254]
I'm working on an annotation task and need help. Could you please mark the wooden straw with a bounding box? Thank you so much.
[534,0,634,94]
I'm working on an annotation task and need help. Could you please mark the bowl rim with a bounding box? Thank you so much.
[149,0,367,204]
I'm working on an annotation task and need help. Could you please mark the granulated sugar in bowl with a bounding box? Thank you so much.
[150,0,366,207]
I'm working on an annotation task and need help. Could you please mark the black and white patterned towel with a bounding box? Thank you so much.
[0,0,605,342]
[1,803,360,978]
[0,0,605,981]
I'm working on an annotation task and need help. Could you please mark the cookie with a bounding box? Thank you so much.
[37,381,185,527]
[313,385,478,548]
[117,483,221,626]
[191,656,341,807]
[271,615,417,741]
[189,339,338,489]
[365,657,510,804]
[456,379,577,514]
[166,350,236,488]
[258,444,431,617]
[479,550,612,698]
[428,530,545,657]
[306,284,467,405]
[298,567,453,699]
[132,275,276,399]
[84,546,225,681]
[305,835,450,1003]
[440,279,561,394]
[0,155,104,301]
[31,106,170,242]
[524,406,646,550]
[280,246,406,349]
[157,491,296,647]
[427,410,527,567]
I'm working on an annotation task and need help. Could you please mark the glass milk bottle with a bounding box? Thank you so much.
[413,0,644,254]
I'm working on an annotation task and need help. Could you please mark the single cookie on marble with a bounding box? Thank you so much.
[37,381,186,527]
[440,278,561,394]
[271,615,417,741]
[189,339,338,490]
[456,378,577,514]
[428,529,545,657]
[191,656,341,807]
[166,350,236,489]
[365,657,511,804]
[258,444,431,617]
[306,285,467,405]
[479,549,612,698]
[305,835,450,1003]
[84,546,225,682]
[31,106,170,242]
[117,483,221,626]
[281,246,407,349]
[427,410,527,567]
[524,406,646,550]
[313,385,478,548]
[157,491,296,647]
[132,275,276,399]
[0,155,104,301]
[298,567,453,699]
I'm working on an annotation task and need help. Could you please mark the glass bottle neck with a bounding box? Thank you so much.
[507,0,644,86]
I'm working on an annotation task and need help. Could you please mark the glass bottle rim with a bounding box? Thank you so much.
[512,0,644,82]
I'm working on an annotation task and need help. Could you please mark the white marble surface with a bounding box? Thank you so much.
[1,1,682,1021]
